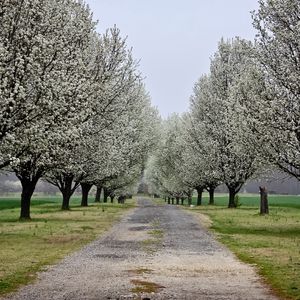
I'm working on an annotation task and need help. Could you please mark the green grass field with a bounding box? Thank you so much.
[0,195,135,296]
[191,192,300,208]
[187,193,300,300]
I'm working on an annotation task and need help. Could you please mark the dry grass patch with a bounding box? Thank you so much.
[131,279,165,293]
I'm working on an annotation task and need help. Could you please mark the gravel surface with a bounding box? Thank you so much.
[3,198,278,300]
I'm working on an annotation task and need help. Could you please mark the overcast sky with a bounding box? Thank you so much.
[85,0,259,118]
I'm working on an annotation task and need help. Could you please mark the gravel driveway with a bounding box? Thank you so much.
[4,198,278,300]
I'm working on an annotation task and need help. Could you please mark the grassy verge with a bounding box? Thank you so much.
[186,194,300,300]
[0,196,135,296]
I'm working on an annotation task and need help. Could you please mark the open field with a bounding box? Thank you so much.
[0,196,135,296]
[187,194,300,300]
[191,192,300,208]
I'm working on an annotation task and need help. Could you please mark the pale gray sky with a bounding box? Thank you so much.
[85,0,259,117]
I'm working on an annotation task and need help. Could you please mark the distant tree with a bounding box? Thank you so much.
[145,115,192,202]
[45,28,142,210]
[181,81,221,205]
[188,38,263,207]
[211,38,264,207]
[103,164,142,203]
[76,84,159,207]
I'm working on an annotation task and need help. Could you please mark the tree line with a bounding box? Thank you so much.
[145,0,300,207]
[0,0,159,219]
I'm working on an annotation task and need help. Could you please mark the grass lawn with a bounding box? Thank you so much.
[187,193,300,300]
[0,195,135,296]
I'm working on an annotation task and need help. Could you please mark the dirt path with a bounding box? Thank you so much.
[4,198,278,300]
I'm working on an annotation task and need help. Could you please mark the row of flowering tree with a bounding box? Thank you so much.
[0,0,159,219]
[146,0,300,207]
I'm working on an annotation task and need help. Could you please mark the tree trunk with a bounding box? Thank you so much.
[61,192,71,210]
[61,190,71,210]
[20,177,39,220]
[118,195,126,204]
[81,182,93,207]
[176,197,179,205]
[181,197,184,205]
[60,175,74,210]
[167,197,170,204]
[208,186,215,205]
[95,185,102,202]
[228,186,237,208]
[259,186,269,215]
[196,187,203,206]
[187,192,192,206]
[110,194,115,203]
[103,187,109,203]
[171,198,174,205]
